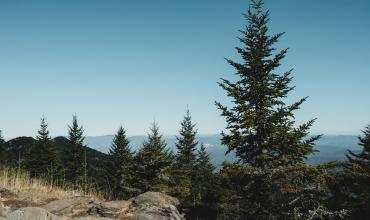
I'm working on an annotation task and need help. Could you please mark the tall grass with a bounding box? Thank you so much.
[0,166,101,204]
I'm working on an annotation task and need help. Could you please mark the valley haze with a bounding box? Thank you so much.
[84,134,362,167]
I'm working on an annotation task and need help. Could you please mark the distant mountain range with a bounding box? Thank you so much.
[85,134,362,167]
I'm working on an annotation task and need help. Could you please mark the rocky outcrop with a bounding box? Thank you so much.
[42,196,96,217]
[0,206,12,219]
[89,192,184,220]
[5,207,63,220]
[89,200,131,218]
[0,189,184,220]
[127,192,183,220]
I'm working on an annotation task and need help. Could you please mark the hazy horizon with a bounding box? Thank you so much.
[1,0,370,138]
[3,132,361,141]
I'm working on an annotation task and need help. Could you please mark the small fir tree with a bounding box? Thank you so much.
[176,109,198,165]
[133,122,173,192]
[27,116,58,178]
[107,126,135,199]
[171,109,198,204]
[67,115,86,187]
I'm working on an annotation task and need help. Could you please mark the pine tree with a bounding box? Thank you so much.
[170,109,199,204]
[193,144,216,206]
[107,126,135,199]
[67,115,86,186]
[176,109,198,165]
[214,1,345,219]
[341,123,370,218]
[215,0,320,168]
[0,130,5,164]
[133,122,173,192]
[347,124,370,170]
[27,116,58,178]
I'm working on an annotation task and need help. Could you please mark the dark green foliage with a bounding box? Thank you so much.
[0,130,5,163]
[133,123,174,193]
[2,136,34,168]
[347,124,370,169]
[27,117,58,178]
[0,130,4,144]
[170,110,198,205]
[66,115,86,186]
[176,109,198,166]
[213,1,346,219]
[219,163,347,220]
[107,126,135,199]
[2,134,109,191]
[186,144,219,220]
[53,136,109,190]
[0,0,364,215]
[215,0,319,168]
[331,124,370,219]
[193,144,216,206]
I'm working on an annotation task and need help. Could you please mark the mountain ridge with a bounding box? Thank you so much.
[84,134,362,166]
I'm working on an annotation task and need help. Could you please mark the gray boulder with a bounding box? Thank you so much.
[42,196,95,217]
[128,205,183,220]
[89,200,131,218]
[5,207,63,220]
[2,192,184,220]
[131,192,180,208]
[128,192,184,220]
[0,206,12,219]
[72,217,114,220]
[88,192,184,220]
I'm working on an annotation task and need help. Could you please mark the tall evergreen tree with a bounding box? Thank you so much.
[27,116,58,178]
[214,1,345,219]
[133,122,173,192]
[107,126,135,199]
[67,115,86,186]
[215,0,319,168]
[171,109,199,205]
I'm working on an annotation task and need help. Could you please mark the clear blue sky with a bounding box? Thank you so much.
[1,0,369,139]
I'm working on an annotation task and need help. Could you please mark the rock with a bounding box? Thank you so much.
[128,205,184,220]
[6,207,63,220]
[3,192,184,220]
[3,199,38,209]
[131,192,180,208]
[73,217,114,220]
[0,206,12,218]
[88,192,184,220]
[42,196,95,217]
[128,192,184,220]
[89,200,132,218]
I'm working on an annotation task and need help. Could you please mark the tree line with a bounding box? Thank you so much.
[1,0,370,219]
[0,112,216,218]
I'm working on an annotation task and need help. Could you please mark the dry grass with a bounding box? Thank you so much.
[0,166,101,206]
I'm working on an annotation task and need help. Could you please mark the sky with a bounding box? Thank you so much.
[0,0,370,139]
